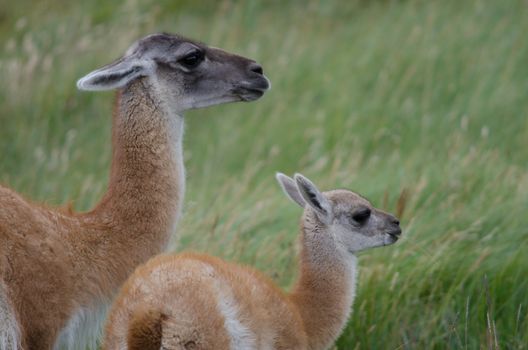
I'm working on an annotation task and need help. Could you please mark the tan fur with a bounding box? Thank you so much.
[0,79,183,349]
[104,253,305,350]
[103,180,402,350]
[1,31,270,349]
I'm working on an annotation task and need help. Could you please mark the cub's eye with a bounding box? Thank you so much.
[352,208,371,223]
[178,50,204,69]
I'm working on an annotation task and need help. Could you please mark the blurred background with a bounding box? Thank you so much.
[0,0,527,348]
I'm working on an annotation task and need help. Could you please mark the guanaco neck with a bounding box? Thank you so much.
[80,77,185,271]
[289,211,358,350]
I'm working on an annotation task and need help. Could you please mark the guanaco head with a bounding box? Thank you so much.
[276,173,402,253]
[77,33,270,111]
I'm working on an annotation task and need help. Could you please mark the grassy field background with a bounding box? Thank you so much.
[1,0,527,348]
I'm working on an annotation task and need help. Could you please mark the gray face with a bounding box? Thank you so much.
[276,173,402,254]
[325,190,402,252]
[131,34,270,109]
[77,33,270,111]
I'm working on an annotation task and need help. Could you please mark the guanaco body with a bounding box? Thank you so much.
[0,33,269,350]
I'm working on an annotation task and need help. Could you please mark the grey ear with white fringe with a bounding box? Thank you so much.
[276,173,306,208]
[77,55,152,91]
[294,173,333,224]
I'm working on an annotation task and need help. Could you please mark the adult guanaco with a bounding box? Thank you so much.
[0,33,269,350]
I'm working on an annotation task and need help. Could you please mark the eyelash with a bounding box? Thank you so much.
[351,209,371,223]
[178,51,204,69]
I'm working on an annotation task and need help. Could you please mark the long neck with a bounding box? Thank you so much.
[289,212,358,350]
[84,77,185,268]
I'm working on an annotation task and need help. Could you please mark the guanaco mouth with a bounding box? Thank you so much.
[233,77,270,101]
[387,228,402,242]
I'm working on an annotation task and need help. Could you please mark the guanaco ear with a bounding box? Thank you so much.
[77,55,151,91]
[276,172,306,208]
[127,308,164,350]
[294,173,332,223]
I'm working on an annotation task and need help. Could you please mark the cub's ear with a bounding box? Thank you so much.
[294,173,332,223]
[77,55,151,91]
[276,172,306,208]
[127,308,164,350]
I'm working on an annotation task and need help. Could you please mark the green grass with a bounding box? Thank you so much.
[1,0,527,348]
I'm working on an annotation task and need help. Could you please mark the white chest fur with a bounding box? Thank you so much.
[0,285,20,350]
[53,301,110,350]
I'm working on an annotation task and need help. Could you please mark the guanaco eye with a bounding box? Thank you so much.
[178,50,204,69]
[352,208,371,223]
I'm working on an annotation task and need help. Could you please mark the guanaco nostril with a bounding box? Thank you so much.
[249,63,264,75]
